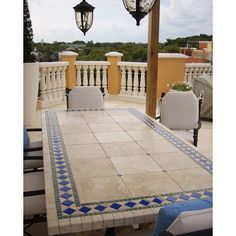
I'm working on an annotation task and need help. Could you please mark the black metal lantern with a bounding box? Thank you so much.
[122,0,156,26]
[73,0,95,35]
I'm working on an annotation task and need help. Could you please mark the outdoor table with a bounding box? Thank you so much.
[42,108,212,235]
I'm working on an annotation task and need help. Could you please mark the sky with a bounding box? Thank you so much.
[28,0,212,43]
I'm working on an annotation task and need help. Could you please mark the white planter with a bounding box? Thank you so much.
[24,62,39,126]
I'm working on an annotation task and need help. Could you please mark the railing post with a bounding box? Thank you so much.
[60,51,78,95]
[105,52,123,95]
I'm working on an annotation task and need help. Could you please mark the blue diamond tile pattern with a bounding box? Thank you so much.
[110,203,122,210]
[62,200,74,207]
[95,205,107,212]
[125,201,136,208]
[179,194,190,201]
[61,193,72,200]
[60,186,71,192]
[79,207,91,214]
[166,196,177,202]
[153,198,163,204]
[139,200,149,206]
[191,193,202,199]
[45,110,212,220]
[63,208,76,215]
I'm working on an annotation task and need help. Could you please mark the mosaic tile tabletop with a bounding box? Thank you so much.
[42,108,212,235]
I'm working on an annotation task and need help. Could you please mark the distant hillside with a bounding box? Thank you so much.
[34,34,212,62]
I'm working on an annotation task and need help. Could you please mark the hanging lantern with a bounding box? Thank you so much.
[73,0,95,35]
[122,0,156,26]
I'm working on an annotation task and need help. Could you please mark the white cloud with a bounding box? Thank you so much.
[28,0,212,43]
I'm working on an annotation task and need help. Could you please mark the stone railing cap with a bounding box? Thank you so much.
[159,53,188,59]
[60,51,78,56]
[105,52,123,57]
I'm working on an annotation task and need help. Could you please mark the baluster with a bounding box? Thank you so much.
[102,65,108,94]
[76,65,82,86]
[39,67,47,101]
[83,65,89,86]
[51,67,57,100]
[126,67,133,95]
[45,67,53,100]
[133,67,139,96]
[61,66,67,101]
[120,66,126,95]
[95,65,101,88]
[139,67,146,96]
[56,66,62,101]
[89,65,95,86]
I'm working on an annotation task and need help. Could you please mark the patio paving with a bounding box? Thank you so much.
[25,97,213,236]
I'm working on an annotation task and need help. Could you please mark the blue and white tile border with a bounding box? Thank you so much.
[45,109,212,219]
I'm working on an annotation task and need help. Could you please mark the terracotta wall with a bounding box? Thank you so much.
[157,57,187,97]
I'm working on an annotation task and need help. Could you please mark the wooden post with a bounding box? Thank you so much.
[146,0,160,118]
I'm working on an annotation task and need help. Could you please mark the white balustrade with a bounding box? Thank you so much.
[36,59,213,107]
[75,61,110,93]
[38,62,69,108]
[118,62,147,99]
[185,63,212,86]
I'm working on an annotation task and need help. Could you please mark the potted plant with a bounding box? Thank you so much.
[167,81,192,92]
[24,0,39,126]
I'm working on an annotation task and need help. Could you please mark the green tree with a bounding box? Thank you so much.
[24,0,35,62]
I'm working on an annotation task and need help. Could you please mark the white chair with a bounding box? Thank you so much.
[24,170,46,236]
[158,91,202,147]
[67,86,104,109]
[24,128,43,171]
[152,198,212,236]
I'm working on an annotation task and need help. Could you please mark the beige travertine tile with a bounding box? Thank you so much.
[101,141,145,157]
[89,123,123,133]
[113,212,125,227]
[137,140,179,154]
[47,220,60,236]
[123,211,135,226]
[167,168,212,191]
[111,115,140,123]
[151,152,199,171]
[133,209,144,224]
[127,130,163,141]
[71,158,117,179]
[59,218,72,234]
[60,124,92,133]
[66,144,107,160]
[56,112,83,118]
[110,155,162,175]
[81,215,93,232]
[70,217,82,233]
[200,150,213,161]
[119,121,150,131]
[84,116,115,124]
[106,110,131,116]
[63,133,98,145]
[102,213,114,228]
[92,214,104,230]
[81,110,108,117]
[57,116,86,124]
[94,131,133,143]
[77,176,131,203]
[122,172,182,197]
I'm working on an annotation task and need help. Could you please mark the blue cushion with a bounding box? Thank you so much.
[152,198,212,236]
[24,128,30,150]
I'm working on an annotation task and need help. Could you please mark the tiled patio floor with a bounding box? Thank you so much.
[25,97,213,236]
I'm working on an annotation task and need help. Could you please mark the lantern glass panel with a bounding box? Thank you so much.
[75,11,93,33]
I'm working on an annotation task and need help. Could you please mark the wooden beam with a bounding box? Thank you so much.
[146,0,160,118]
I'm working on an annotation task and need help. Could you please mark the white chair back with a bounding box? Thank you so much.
[68,86,104,109]
[161,91,199,130]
